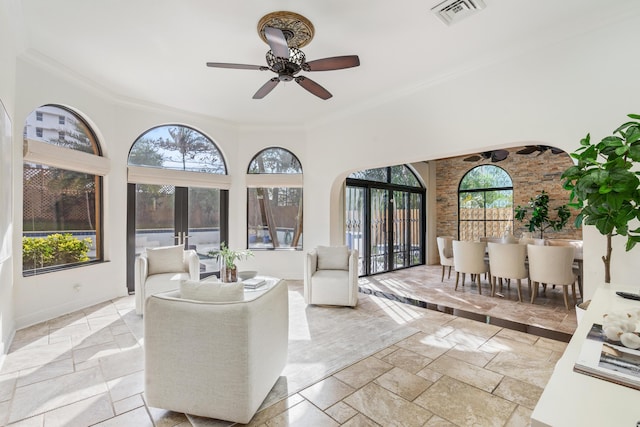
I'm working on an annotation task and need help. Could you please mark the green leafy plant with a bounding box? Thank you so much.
[561,113,640,283]
[22,233,92,270]
[208,242,253,269]
[514,191,570,239]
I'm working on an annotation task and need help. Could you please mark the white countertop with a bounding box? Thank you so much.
[531,283,640,427]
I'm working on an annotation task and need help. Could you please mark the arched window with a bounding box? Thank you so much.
[128,125,226,173]
[22,105,107,274]
[346,165,425,275]
[127,125,229,286]
[458,165,513,240]
[247,147,302,250]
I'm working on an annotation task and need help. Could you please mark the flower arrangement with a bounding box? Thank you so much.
[208,242,253,282]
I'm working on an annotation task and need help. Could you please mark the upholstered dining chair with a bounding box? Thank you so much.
[527,244,577,310]
[545,238,584,297]
[487,242,528,302]
[134,244,200,315]
[436,236,455,282]
[304,245,359,307]
[452,240,489,295]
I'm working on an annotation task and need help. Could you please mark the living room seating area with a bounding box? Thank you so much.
[0,266,574,426]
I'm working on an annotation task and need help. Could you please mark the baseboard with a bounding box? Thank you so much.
[14,290,125,330]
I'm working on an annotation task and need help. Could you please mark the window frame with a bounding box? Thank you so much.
[457,165,514,240]
[22,104,106,276]
[246,147,303,251]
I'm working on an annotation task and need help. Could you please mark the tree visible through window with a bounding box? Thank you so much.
[247,147,302,250]
[128,125,226,173]
[128,125,228,280]
[458,165,513,240]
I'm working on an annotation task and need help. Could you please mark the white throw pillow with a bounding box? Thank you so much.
[180,278,244,302]
[146,245,186,275]
[317,245,349,270]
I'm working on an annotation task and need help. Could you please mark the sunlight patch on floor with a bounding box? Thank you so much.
[370,295,423,325]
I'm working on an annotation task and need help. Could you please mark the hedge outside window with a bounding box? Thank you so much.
[247,147,302,250]
[23,105,104,275]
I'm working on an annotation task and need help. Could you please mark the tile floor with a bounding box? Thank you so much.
[0,265,572,426]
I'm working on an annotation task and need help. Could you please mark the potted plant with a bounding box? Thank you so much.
[561,113,640,283]
[208,242,254,282]
[514,190,571,239]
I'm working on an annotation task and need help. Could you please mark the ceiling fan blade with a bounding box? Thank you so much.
[491,150,509,162]
[550,146,564,154]
[464,155,482,162]
[295,76,332,100]
[264,26,290,59]
[304,55,360,71]
[206,62,268,71]
[252,78,280,99]
[516,146,539,155]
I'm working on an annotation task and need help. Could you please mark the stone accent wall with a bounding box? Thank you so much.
[435,147,582,240]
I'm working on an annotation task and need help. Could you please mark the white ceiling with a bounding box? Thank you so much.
[12,0,640,127]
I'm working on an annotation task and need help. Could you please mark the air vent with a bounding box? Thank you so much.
[431,0,486,25]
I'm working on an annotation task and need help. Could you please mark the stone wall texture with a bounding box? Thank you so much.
[435,147,582,241]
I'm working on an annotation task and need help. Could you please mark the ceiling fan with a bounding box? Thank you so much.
[463,150,510,163]
[516,145,564,156]
[205,13,360,100]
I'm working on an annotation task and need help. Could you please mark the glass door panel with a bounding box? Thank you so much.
[128,184,225,292]
[345,186,365,275]
[187,187,221,275]
[409,192,423,266]
[370,188,388,274]
[392,191,408,269]
[134,184,176,255]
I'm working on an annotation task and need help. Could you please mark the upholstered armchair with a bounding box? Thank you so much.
[134,245,199,315]
[304,246,359,307]
[144,278,288,424]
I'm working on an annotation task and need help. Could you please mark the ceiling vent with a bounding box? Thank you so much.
[431,0,486,25]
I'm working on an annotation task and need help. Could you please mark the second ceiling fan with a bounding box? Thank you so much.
[206,11,360,100]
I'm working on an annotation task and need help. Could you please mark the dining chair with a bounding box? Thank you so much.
[452,240,489,295]
[436,236,455,282]
[518,236,545,248]
[527,244,577,310]
[487,242,528,302]
[545,239,583,298]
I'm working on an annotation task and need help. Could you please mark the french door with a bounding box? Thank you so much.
[126,183,228,292]
[345,183,425,276]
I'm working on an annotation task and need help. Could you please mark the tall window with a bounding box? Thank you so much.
[346,165,425,276]
[23,105,105,275]
[247,147,302,250]
[458,165,513,240]
[127,125,228,286]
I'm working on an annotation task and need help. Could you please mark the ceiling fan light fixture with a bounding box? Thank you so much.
[266,47,305,73]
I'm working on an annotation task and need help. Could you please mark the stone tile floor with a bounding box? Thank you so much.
[0,265,572,426]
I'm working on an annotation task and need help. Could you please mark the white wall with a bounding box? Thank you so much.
[307,16,640,300]
[0,0,17,360]
[6,8,640,330]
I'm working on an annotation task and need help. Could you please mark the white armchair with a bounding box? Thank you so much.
[144,279,288,424]
[134,245,199,315]
[304,246,359,307]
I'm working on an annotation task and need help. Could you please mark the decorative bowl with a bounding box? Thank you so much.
[238,270,258,281]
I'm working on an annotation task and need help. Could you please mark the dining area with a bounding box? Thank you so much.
[436,235,583,310]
